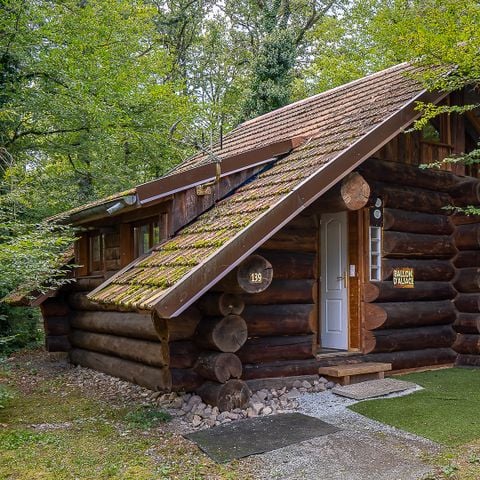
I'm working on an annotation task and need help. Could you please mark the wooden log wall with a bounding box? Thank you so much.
[239,214,318,380]
[40,296,71,352]
[452,214,480,365]
[359,158,464,369]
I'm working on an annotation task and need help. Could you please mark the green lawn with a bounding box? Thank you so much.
[350,368,480,446]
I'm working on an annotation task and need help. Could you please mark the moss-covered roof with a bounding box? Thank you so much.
[89,64,428,312]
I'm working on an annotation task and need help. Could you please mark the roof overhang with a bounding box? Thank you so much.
[136,137,306,205]
[150,88,448,318]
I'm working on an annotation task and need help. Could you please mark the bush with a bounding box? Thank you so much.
[0,305,43,356]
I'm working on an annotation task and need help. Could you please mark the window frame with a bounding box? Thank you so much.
[368,225,382,282]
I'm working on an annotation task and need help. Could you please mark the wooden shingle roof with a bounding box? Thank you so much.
[89,63,445,316]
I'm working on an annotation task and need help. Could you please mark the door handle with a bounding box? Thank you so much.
[337,272,347,288]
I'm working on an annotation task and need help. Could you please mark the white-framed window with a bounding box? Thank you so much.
[369,226,382,281]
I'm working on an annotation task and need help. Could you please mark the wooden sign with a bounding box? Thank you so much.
[392,267,414,288]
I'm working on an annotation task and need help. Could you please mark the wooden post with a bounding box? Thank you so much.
[194,315,248,352]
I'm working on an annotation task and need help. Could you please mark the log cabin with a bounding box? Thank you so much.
[7,63,480,410]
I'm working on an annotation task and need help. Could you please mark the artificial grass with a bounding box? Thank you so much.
[349,368,480,446]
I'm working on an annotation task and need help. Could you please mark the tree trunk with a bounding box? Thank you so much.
[237,335,314,364]
[242,304,315,336]
[194,315,248,352]
[383,231,456,258]
[196,380,250,411]
[71,311,159,341]
[70,330,168,367]
[197,293,244,316]
[69,348,171,391]
[194,352,242,383]
[382,259,455,281]
[364,281,456,303]
[364,325,456,353]
[364,300,456,330]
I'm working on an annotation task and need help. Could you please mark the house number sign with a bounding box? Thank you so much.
[249,272,263,284]
[392,267,414,288]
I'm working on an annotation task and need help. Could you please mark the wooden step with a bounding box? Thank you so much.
[318,362,392,386]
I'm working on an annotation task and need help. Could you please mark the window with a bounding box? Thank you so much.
[369,226,382,281]
[89,232,104,273]
[133,219,161,257]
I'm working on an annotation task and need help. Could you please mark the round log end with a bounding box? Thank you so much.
[340,172,370,211]
[237,254,273,293]
[364,303,388,330]
[213,315,248,352]
[197,379,251,411]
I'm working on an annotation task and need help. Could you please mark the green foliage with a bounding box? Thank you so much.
[0,307,42,355]
[124,406,172,428]
[0,429,58,450]
[0,385,14,409]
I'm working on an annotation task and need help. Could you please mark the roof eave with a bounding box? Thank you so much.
[151,88,448,319]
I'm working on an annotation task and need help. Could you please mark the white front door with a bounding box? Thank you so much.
[320,212,349,350]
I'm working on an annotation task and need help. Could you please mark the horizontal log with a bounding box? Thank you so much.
[152,308,201,342]
[194,352,242,383]
[455,294,480,313]
[261,228,317,252]
[455,251,480,268]
[258,250,316,280]
[370,182,452,215]
[364,281,456,303]
[359,158,462,192]
[383,208,453,235]
[242,304,315,336]
[197,293,244,317]
[71,311,159,341]
[363,348,457,371]
[170,368,204,392]
[237,335,314,364]
[381,259,455,282]
[169,341,200,369]
[449,179,480,206]
[364,300,456,330]
[243,279,317,305]
[286,214,317,230]
[45,335,71,352]
[454,268,480,293]
[452,334,480,354]
[456,354,480,367]
[364,325,456,354]
[383,231,456,258]
[70,330,168,367]
[197,380,251,411]
[453,313,480,334]
[451,214,480,225]
[43,316,70,336]
[68,292,136,312]
[215,255,273,294]
[40,299,70,317]
[194,315,248,352]
[454,224,480,250]
[242,359,320,380]
[70,348,171,391]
